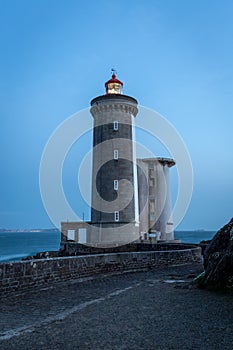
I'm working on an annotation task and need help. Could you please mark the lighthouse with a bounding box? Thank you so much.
[60,73,176,248]
[89,72,140,245]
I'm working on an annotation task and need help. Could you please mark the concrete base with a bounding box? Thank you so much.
[61,221,140,248]
[89,222,140,247]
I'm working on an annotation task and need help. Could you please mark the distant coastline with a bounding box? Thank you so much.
[0,228,60,233]
[0,228,215,233]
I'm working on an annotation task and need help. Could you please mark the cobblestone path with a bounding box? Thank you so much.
[0,263,232,350]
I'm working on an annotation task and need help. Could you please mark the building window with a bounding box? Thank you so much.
[150,213,155,221]
[114,180,118,190]
[78,228,87,244]
[114,149,118,160]
[149,178,154,187]
[114,211,119,222]
[150,200,155,212]
[113,121,119,131]
[67,229,75,241]
[149,162,154,169]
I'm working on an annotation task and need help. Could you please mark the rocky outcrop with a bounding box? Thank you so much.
[198,218,233,290]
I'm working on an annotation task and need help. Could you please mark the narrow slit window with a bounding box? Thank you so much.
[114,211,119,222]
[113,121,119,131]
[114,149,118,160]
[114,180,118,190]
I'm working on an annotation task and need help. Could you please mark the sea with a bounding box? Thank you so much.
[0,229,216,263]
[0,230,61,263]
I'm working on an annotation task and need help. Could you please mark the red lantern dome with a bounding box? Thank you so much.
[105,73,123,94]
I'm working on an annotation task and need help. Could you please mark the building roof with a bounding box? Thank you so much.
[105,73,123,87]
[137,157,176,167]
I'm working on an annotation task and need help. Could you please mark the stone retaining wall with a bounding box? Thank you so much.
[61,242,198,255]
[0,247,202,297]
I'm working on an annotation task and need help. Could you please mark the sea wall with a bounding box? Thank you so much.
[61,242,194,255]
[0,246,202,297]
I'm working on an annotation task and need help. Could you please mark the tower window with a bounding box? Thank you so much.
[149,178,154,187]
[114,149,118,160]
[114,180,118,190]
[113,121,119,131]
[150,213,155,221]
[114,211,119,222]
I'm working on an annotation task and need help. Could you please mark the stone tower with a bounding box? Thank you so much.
[90,73,139,245]
[137,158,175,241]
[60,74,177,248]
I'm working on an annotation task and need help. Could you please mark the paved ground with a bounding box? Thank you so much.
[0,263,233,350]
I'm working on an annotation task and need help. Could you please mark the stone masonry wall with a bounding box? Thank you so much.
[0,247,202,297]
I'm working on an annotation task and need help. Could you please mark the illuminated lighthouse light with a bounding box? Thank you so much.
[105,73,123,94]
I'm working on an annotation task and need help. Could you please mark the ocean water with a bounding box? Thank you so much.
[0,231,61,263]
[0,229,216,263]
[174,230,216,244]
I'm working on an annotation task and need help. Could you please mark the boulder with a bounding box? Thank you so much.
[198,218,233,290]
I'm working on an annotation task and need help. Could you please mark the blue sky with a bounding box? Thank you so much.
[0,0,232,230]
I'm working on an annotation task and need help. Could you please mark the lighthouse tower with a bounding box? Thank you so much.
[60,73,176,248]
[90,73,139,245]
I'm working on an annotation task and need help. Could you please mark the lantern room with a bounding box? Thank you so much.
[105,73,123,94]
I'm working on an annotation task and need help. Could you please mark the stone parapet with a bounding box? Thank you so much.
[0,245,202,297]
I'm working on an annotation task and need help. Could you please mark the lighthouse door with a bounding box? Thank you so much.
[78,228,87,244]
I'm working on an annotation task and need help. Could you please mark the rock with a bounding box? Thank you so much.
[199,240,212,254]
[198,218,233,290]
[192,271,205,285]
